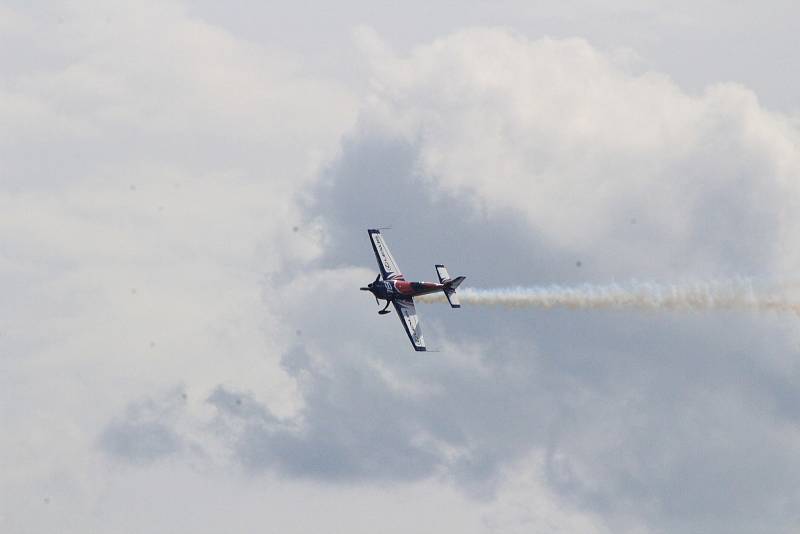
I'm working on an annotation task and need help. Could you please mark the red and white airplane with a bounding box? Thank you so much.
[361,229,465,351]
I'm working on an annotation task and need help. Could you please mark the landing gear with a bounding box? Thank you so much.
[378,301,392,315]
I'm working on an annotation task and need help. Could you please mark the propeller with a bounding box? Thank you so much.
[360,274,382,305]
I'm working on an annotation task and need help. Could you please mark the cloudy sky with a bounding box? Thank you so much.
[3,1,800,532]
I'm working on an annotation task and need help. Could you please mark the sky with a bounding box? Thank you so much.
[3,1,800,533]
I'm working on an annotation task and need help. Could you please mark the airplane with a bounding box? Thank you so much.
[360,229,465,351]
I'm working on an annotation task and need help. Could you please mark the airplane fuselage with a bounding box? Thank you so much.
[369,279,444,301]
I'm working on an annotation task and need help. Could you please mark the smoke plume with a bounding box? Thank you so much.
[417,279,800,314]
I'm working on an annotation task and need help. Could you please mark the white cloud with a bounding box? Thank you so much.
[359,28,800,278]
[0,1,356,529]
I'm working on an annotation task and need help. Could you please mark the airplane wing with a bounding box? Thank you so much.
[393,297,426,352]
[368,229,404,280]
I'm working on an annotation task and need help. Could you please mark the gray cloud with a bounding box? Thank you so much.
[205,110,800,532]
[99,394,185,464]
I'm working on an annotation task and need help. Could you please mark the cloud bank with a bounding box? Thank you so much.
[5,7,800,534]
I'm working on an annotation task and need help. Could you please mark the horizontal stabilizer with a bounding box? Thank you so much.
[435,264,450,284]
[445,291,461,308]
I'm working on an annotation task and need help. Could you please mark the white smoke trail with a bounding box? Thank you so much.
[417,279,800,315]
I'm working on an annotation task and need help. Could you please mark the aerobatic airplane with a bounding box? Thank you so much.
[361,229,465,351]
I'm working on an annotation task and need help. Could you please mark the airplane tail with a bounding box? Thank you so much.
[435,265,466,308]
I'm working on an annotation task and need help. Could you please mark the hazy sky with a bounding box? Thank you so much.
[3,1,800,533]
